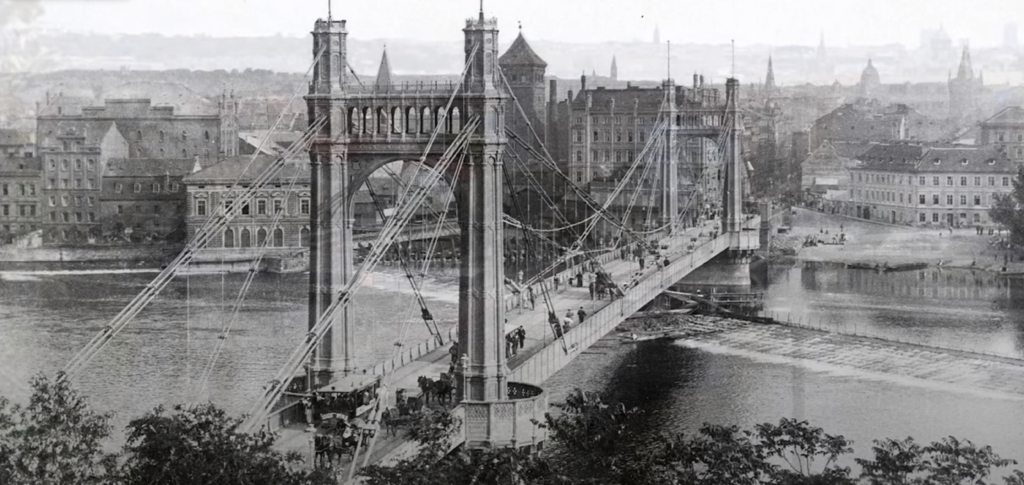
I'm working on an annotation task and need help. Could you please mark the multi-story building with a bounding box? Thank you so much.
[183,155,312,250]
[0,129,34,158]
[37,85,239,163]
[0,157,42,243]
[848,144,1016,227]
[811,99,947,148]
[100,158,193,243]
[39,124,127,243]
[499,32,548,171]
[979,106,1024,161]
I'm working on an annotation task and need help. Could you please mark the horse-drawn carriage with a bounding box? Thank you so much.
[313,413,374,468]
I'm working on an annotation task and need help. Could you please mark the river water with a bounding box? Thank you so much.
[2,261,1024,464]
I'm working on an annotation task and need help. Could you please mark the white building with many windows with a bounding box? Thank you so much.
[183,155,312,251]
[848,143,1018,228]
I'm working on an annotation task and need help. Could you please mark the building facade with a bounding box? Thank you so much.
[38,124,127,243]
[979,106,1024,161]
[183,155,312,250]
[849,144,1016,227]
[100,158,193,242]
[37,87,238,164]
[811,99,947,148]
[0,157,42,243]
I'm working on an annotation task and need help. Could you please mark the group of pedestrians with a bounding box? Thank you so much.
[506,326,526,357]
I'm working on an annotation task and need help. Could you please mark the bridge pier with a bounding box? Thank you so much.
[676,249,754,290]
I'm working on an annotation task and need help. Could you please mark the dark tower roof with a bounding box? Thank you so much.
[765,55,776,94]
[499,32,547,68]
[610,55,618,81]
[375,48,393,88]
[956,44,974,80]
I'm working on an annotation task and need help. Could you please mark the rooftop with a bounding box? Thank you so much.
[184,155,309,185]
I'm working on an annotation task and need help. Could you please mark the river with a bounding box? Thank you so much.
[2,261,1024,465]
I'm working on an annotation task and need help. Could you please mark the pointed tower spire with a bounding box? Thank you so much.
[375,47,393,89]
[957,43,973,80]
[610,55,618,81]
[765,54,776,98]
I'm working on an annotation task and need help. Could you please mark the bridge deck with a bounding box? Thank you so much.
[272,217,759,469]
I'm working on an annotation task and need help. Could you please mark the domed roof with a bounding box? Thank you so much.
[859,58,880,87]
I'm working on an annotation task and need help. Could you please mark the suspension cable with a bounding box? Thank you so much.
[241,116,480,432]
[64,115,328,380]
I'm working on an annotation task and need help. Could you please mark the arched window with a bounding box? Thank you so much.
[376,107,386,135]
[406,107,416,134]
[181,130,187,141]
[575,150,582,162]
[348,107,359,134]
[224,228,235,248]
[136,148,143,157]
[391,107,402,134]
[435,106,445,132]
[451,107,462,132]
[361,107,370,134]
[204,130,210,141]
[273,228,284,247]
[256,228,267,246]
[136,130,142,141]
[159,131,165,142]
[240,228,251,247]
[421,106,432,134]
[182,149,187,158]
[300,227,310,247]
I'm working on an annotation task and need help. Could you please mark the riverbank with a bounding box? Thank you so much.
[773,207,1024,275]
[0,244,179,269]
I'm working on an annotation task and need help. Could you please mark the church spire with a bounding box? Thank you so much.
[765,54,776,97]
[956,43,973,81]
[610,55,618,81]
[374,47,393,89]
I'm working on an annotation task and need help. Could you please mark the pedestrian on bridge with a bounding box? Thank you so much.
[517,326,525,349]
[588,281,595,300]
[527,286,535,310]
[638,256,645,270]
[577,307,586,325]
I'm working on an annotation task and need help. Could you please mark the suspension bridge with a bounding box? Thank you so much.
[58,4,767,481]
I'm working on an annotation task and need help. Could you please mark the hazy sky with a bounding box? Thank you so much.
[29,0,1024,47]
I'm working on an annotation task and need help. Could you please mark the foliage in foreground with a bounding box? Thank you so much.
[0,373,331,485]
[362,389,1024,485]
[2,376,1023,485]
[990,166,1024,247]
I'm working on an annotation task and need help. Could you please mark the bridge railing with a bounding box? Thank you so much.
[503,249,618,313]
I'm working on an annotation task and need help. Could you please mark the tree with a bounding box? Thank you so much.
[989,166,1024,247]
[856,437,927,485]
[119,403,332,485]
[756,418,854,484]
[0,373,117,485]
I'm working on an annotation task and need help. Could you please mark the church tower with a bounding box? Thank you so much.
[374,47,393,89]
[610,55,618,82]
[764,55,776,100]
[949,44,981,120]
[499,27,548,167]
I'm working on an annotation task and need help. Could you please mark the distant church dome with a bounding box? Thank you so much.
[858,58,880,98]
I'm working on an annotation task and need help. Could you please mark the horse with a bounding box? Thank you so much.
[433,373,454,405]
[417,376,435,404]
[314,434,348,468]
[381,408,400,437]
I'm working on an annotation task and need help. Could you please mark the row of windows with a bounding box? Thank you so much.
[137,129,212,143]
[1,184,36,197]
[0,204,36,217]
[577,130,647,144]
[194,198,309,217]
[113,182,181,194]
[0,224,36,233]
[857,173,1010,187]
[917,212,983,223]
[48,195,96,207]
[48,211,96,223]
[577,115,657,125]
[573,149,637,163]
[47,178,95,190]
[858,190,998,207]
[993,132,1024,143]
[220,227,310,248]
[48,158,96,172]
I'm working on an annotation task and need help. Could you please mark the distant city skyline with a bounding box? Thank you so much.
[24,0,1024,48]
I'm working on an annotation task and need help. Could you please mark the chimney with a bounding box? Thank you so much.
[567,89,574,102]
[581,72,587,91]
[549,79,558,104]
